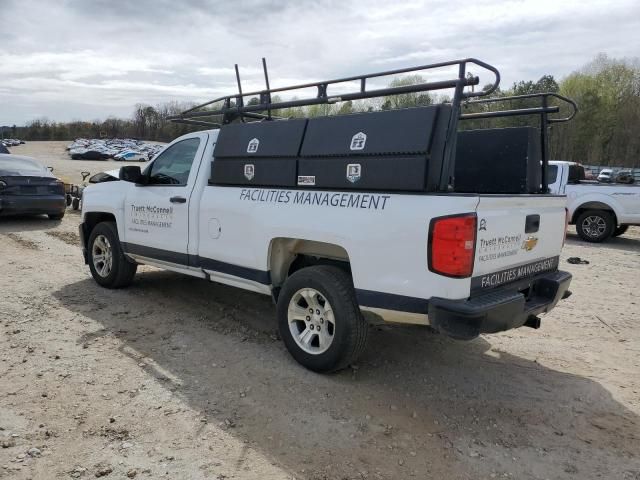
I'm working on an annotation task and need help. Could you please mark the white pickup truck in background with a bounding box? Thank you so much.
[78,59,574,372]
[549,161,640,242]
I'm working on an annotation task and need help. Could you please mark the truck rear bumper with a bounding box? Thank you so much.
[428,270,572,340]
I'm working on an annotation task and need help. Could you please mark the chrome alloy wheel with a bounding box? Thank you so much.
[287,288,335,355]
[92,234,113,278]
[582,215,607,239]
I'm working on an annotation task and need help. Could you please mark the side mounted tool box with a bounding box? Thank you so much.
[211,118,307,187]
[298,106,451,192]
[454,127,542,194]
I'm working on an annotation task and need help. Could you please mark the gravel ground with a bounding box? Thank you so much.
[1,142,639,479]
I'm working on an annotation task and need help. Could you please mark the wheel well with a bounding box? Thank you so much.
[571,202,617,225]
[269,238,351,290]
[82,212,116,248]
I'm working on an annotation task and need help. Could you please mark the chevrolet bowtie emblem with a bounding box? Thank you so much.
[522,236,538,251]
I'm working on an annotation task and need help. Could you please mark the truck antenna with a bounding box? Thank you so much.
[234,64,245,122]
[262,57,272,120]
[234,64,244,107]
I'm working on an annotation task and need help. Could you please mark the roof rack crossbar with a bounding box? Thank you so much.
[170,119,222,128]
[460,105,560,120]
[172,77,479,121]
[463,92,577,123]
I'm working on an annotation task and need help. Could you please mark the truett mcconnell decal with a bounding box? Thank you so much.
[129,204,174,230]
[477,233,522,262]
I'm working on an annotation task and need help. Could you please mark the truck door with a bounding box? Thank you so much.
[123,133,208,266]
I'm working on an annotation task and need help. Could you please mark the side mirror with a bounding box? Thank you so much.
[119,165,143,183]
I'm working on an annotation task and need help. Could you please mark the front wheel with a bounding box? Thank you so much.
[575,210,615,243]
[88,221,137,288]
[613,225,629,237]
[277,265,368,373]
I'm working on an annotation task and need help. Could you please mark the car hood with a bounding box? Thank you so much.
[0,154,54,177]
[89,168,121,183]
[0,167,54,178]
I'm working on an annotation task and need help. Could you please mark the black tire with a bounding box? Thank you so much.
[72,197,80,210]
[87,221,137,288]
[277,265,368,373]
[48,212,65,220]
[66,194,72,206]
[575,209,615,243]
[613,225,629,237]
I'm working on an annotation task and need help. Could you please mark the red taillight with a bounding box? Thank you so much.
[428,214,477,278]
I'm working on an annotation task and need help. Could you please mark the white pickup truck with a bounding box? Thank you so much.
[549,161,640,242]
[79,60,573,372]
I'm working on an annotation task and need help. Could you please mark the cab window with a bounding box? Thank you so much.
[148,138,200,185]
[546,164,558,184]
[568,164,585,183]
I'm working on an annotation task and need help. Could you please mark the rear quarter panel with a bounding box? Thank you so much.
[197,180,480,301]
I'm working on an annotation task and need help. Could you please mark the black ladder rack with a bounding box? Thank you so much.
[168,58,501,192]
[168,57,501,126]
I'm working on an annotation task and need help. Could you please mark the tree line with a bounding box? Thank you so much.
[6,54,639,167]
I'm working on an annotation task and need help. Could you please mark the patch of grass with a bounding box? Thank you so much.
[46,230,80,246]
[4,233,39,250]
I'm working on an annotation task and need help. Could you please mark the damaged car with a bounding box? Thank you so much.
[0,154,66,219]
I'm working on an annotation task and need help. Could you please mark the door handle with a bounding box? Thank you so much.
[170,196,187,204]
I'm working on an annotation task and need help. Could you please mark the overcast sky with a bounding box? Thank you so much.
[1,0,639,125]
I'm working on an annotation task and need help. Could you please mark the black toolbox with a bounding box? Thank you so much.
[298,106,451,191]
[454,127,542,194]
[211,118,307,187]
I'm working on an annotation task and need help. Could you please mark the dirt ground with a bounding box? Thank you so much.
[1,142,639,480]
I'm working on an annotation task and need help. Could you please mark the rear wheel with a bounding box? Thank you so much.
[88,221,137,288]
[613,225,629,237]
[575,210,615,243]
[277,265,368,373]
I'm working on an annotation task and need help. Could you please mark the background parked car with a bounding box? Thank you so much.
[615,170,635,184]
[0,154,66,219]
[114,150,148,162]
[597,168,614,182]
